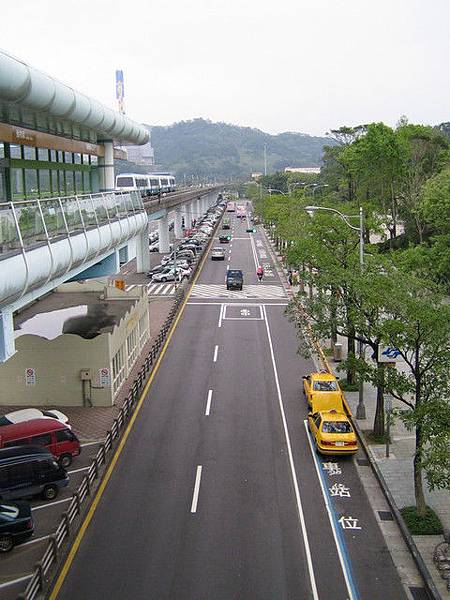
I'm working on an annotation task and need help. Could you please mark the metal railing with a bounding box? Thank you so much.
[17,217,216,600]
[0,191,144,255]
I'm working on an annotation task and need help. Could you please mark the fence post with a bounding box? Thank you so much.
[50,533,58,559]
[74,490,81,514]
[63,511,71,537]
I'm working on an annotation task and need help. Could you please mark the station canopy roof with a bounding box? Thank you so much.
[0,48,149,146]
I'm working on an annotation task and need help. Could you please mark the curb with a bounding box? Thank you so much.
[262,224,442,600]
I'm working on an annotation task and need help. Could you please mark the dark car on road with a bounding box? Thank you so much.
[0,500,34,552]
[226,269,243,290]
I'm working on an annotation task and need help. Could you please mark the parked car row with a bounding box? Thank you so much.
[0,409,81,552]
[147,200,226,281]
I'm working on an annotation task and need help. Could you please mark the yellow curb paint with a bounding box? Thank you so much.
[48,226,216,600]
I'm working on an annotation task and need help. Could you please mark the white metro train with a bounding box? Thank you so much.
[115,172,176,195]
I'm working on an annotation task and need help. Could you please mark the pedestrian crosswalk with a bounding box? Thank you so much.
[191,284,287,299]
[125,283,176,296]
[123,282,287,299]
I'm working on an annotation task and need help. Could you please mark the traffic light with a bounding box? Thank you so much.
[227,235,231,241]
[246,228,256,233]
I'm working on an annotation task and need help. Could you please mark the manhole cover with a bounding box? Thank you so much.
[409,587,429,600]
[378,511,394,521]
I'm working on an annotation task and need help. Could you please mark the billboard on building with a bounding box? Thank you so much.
[115,70,125,114]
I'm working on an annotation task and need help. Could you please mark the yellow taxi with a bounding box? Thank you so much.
[303,371,344,412]
[308,409,358,455]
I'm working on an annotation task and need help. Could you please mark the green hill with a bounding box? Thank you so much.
[147,118,330,179]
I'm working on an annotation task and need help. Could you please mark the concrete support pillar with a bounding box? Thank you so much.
[98,141,115,192]
[185,203,193,229]
[158,214,170,253]
[0,310,15,362]
[136,222,151,273]
[195,198,202,220]
[174,209,183,239]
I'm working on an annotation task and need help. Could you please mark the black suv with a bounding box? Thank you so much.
[226,269,243,290]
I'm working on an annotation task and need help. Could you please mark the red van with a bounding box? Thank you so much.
[0,419,80,468]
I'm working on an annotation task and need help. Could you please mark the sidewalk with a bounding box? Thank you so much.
[264,228,450,598]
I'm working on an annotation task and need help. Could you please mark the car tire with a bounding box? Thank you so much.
[161,277,167,282]
[59,453,72,468]
[42,484,58,501]
[0,534,13,553]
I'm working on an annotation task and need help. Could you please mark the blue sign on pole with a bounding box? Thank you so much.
[378,346,401,363]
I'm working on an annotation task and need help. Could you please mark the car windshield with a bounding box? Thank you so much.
[322,421,353,434]
[313,380,338,391]
[0,504,20,520]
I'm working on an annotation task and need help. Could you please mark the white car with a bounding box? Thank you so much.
[211,247,225,260]
[0,408,70,428]
[199,226,213,235]
[152,267,191,283]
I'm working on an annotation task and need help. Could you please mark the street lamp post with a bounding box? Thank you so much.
[267,188,287,195]
[312,184,329,198]
[304,204,366,419]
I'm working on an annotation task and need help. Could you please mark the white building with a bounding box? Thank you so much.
[284,167,321,174]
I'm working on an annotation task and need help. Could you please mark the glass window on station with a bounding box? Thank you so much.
[10,144,21,158]
[74,171,83,194]
[12,168,24,199]
[39,170,51,198]
[24,146,36,160]
[51,170,58,196]
[65,171,75,194]
[38,148,49,161]
[0,141,97,200]
[0,170,5,201]
[58,170,65,195]
[24,170,38,198]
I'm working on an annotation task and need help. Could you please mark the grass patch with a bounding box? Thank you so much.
[339,378,359,392]
[322,347,334,356]
[364,431,390,445]
[400,505,443,535]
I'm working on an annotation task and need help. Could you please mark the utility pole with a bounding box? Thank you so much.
[264,143,267,176]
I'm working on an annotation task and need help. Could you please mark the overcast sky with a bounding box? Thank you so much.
[1,0,449,136]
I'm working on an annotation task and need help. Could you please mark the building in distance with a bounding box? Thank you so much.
[284,167,321,174]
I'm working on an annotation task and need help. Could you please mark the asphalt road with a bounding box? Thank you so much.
[52,206,408,600]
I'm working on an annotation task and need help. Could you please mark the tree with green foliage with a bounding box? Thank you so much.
[395,123,449,242]
[381,289,450,515]
[342,123,403,241]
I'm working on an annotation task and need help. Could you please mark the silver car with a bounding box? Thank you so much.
[211,247,225,260]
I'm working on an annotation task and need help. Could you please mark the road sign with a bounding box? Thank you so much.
[99,368,110,387]
[25,367,36,386]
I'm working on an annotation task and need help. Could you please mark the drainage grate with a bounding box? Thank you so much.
[378,511,394,521]
[356,458,369,466]
[409,587,429,600]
